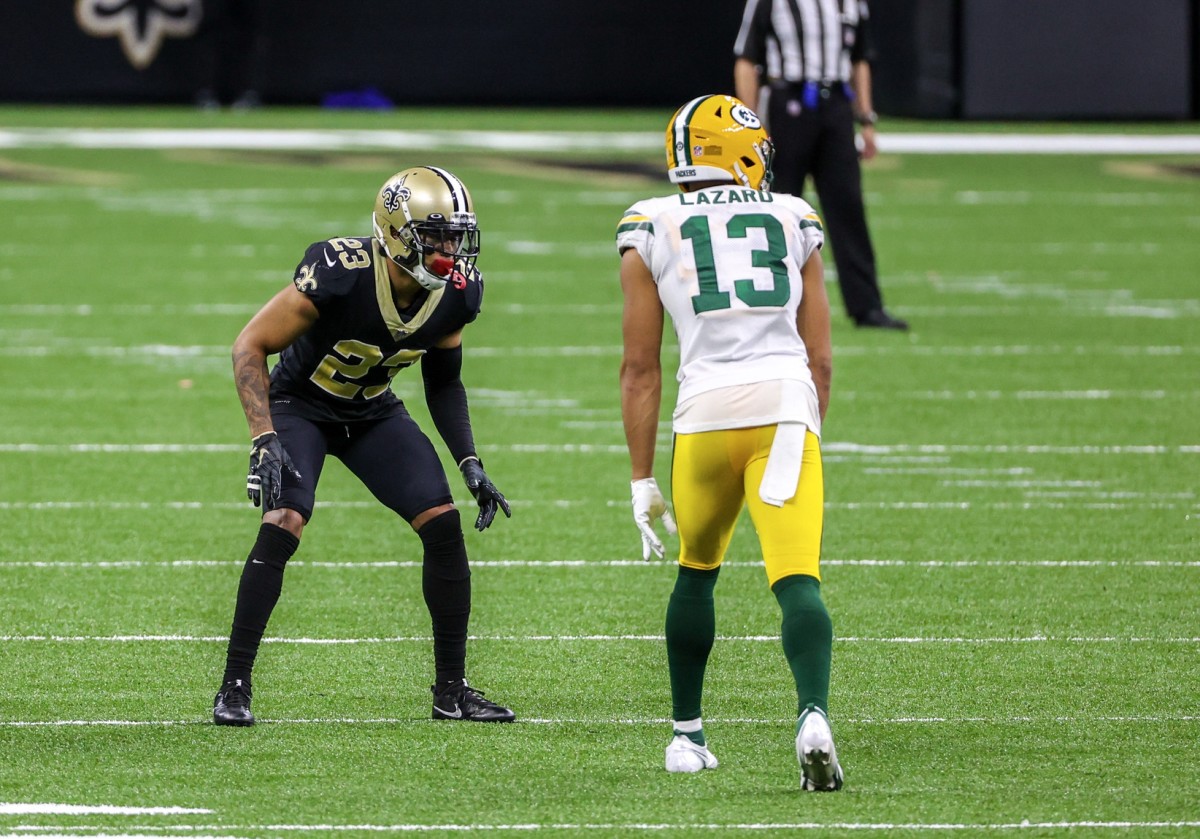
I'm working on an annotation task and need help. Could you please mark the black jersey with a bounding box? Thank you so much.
[269,236,483,422]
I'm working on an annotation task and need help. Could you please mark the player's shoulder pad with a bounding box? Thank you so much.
[292,239,367,302]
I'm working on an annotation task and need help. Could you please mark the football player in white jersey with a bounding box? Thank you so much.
[617,94,842,790]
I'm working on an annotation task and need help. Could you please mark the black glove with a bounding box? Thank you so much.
[246,431,301,511]
[459,457,511,531]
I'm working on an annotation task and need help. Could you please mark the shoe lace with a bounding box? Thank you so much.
[222,681,250,707]
[460,684,499,708]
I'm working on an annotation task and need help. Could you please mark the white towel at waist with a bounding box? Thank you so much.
[759,420,807,507]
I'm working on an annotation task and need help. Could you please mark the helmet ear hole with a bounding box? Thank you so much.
[389,223,420,265]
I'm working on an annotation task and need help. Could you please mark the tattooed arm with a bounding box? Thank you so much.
[232,286,319,438]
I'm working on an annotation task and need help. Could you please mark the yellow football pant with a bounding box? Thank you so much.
[671,427,824,586]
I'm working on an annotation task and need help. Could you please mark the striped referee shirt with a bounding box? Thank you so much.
[734,0,871,85]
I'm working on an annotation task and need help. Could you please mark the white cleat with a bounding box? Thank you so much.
[665,734,719,773]
[796,706,844,791]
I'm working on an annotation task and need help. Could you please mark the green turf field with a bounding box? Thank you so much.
[0,107,1197,838]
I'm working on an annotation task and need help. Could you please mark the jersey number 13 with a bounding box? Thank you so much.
[682,212,790,315]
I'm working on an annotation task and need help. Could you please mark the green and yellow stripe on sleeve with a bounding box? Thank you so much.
[799,211,823,233]
[616,213,653,238]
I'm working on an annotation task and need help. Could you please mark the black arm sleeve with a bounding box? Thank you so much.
[852,0,874,64]
[421,345,476,466]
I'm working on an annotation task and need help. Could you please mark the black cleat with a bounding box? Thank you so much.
[213,679,255,726]
[431,679,515,722]
[854,308,909,331]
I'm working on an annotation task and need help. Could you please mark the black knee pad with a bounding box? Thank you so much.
[418,509,470,581]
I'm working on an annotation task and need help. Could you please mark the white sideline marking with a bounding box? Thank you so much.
[3,822,1200,834]
[1,127,1199,155]
[1,558,1195,570]
[2,634,1197,644]
[0,805,209,816]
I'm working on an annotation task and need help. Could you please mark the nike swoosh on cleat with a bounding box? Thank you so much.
[434,703,463,719]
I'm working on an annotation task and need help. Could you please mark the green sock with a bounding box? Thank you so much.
[665,566,720,722]
[773,574,833,716]
[672,719,706,747]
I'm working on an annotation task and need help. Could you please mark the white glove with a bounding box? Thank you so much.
[631,477,677,561]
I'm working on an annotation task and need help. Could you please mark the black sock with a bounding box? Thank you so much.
[222,522,299,686]
[419,510,471,685]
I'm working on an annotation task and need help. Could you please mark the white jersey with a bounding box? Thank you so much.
[616,184,824,434]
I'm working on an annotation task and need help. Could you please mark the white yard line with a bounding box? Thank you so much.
[3,821,1200,835]
[1,342,1198,359]
[0,807,208,816]
[1,714,1196,729]
[1,634,1196,644]
[0,835,231,839]
[0,559,1195,569]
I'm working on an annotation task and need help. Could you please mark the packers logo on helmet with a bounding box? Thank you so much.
[372,166,481,291]
[665,94,774,191]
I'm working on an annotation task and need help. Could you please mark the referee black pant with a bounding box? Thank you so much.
[766,84,884,320]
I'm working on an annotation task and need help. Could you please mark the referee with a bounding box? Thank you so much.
[734,0,907,330]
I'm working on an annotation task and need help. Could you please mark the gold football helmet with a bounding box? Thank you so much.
[371,166,481,291]
[665,94,774,191]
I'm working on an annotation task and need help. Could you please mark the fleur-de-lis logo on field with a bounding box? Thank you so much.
[75,0,202,70]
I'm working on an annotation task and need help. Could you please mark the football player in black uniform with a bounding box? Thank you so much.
[213,166,515,726]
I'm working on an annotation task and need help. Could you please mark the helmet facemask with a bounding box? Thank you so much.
[397,217,480,289]
[734,137,775,192]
